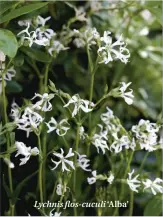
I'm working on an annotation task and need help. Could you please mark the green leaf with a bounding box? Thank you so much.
[12,170,38,204]
[144,196,162,216]
[0,2,17,16]
[21,47,51,63]
[13,54,24,67]
[0,29,18,58]
[0,135,6,145]
[0,2,48,24]
[6,81,23,93]
[3,175,12,199]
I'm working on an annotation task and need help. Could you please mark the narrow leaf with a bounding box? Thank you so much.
[21,47,51,63]
[0,2,48,24]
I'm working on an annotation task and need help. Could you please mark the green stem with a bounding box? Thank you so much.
[129,190,134,216]
[56,194,64,213]
[87,53,99,156]
[112,187,119,216]
[42,134,47,200]
[62,136,69,149]
[50,179,58,202]
[44,63,50,93]
[137,152,149,174]
[37,135,44,210]
[2,71,14,215]
[113,151,134,216]
[120,151,134,199]
[73,124,80,216]
[40,62,51,200]
[94,92,111,109]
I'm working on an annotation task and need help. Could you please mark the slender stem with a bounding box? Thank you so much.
[120,150,134,199]
[44,63,50,93]
[56,194,64,213]
[129,190,134,216]
[2,70,14,215]
[10,204,15,216]
[89,72,95,103]
[62,136,69,149]
[73,124,80,216]
[87,51,99,156]
[37,135,44,211]
[42,134,47,200]
[50,179,58,202]
[112,187,119,216]
[41,62,51,200]
[137,152,149,174]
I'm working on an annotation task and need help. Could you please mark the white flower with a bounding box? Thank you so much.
[36,27,56,41]
[107,172,114,184]
[17,23,50,47]
[119,82,134,105]
[110,135,130,153]
[49,208,61,217]
[127,169,141,193]
[0,50,6,62]
[0,64,16,81]
[48,40,68,56]
[18,19,32,27]
[51,148,75,172]
[4,158,15,169]
[32,93,54,112]
[73,38,85,48]
[17,23,37,47]
[75,152,91,172]
[98,31,130,64]
[15,141,39,166]
[16,107,43,137]
[36,16,51,26]
[92,124,109,154]
[87,170,97,184]
[101,107,114,125]
[125,138,136,151]
[132,119,159,152]
[74,7,87,22]
[143,178,163,195]
[10,100,21,121]
[132,119,159,137]
[73,28,100,48]
[46,118,70,136]
[79,126,86,140]
[56,184,67,196]
[64,94,94,117]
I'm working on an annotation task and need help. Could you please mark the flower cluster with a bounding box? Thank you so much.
[0,64,16,81]
[73,28,100,48]
[17,15,55,47]
[17,16,68,57]
[98,31,130,64]
[0,51,16,95]
[73,28,130,64]
[11,93,54,137]
[91,124,109,154]
[127,169,163,195]
[132,119,160,152]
